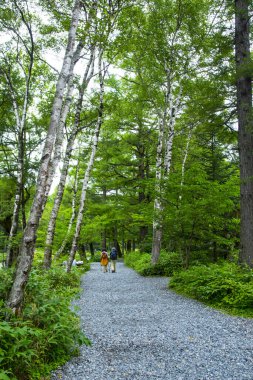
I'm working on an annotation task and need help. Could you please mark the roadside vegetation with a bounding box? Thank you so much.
[0,255,90,380]
[124,252,253,318]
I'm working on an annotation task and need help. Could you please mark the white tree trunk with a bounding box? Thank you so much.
[179,126,193,201]
[152,74,183,264]
[67,51,105,272]
[151,72,171,264]
[43,47,95,269]
[42,41,84,208]
[5,4,35,267]
[7,0,82,313]
[55,159,80,259]
[164,82,183,175]
[5,57,33,267]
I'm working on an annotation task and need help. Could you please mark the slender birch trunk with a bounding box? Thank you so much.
[151,71,171,264]
[42,41,84,209]
[43,48,95,268]
[55,160,80,259]
[67,51,105,272]
[235,0,253,267]
[5,48,33,267]
[7,0,82,313]
[152,74,183,264]
[179,126,193,201]
[164,83,183,175]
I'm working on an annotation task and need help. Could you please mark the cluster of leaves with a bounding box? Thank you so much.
[90,251,103,262]
[124,250,183,276]
[169,262,253,317]
[0,265,90,380]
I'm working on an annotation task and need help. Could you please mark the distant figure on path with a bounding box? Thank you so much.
[110,247,118,273]
[100,250,109,273]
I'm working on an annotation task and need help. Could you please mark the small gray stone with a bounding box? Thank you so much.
[51,262,253,380]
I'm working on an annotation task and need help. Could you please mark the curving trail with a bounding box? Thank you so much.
[51,262,253,380]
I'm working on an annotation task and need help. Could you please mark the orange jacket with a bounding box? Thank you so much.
[100,252,109,266]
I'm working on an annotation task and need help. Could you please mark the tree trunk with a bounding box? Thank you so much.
[101,233,107,251]
[54,158,80,259]
[126,240,131,252]
[179,126,193,201]
[152,72,183,264]
[5,0,35,267]
[235,0,253,267]
[79,244,87,261]
[7,0,82,313]
[5,72,31,267]
[151,71,170,264]
[67,50,105,272]
[137,122,149,250]
[42,41,84,213]
[89,242,94,257]
[115,240,122,257]
[43,47,95,268]
[101,186,107,250]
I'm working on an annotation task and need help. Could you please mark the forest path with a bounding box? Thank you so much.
[51,262,253,380]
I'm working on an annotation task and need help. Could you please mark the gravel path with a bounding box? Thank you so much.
[51,262,253,380]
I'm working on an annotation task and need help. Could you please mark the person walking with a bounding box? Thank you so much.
[110,247,117,273]
[100,250,109,273]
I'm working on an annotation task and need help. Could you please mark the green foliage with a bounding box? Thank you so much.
[0,268,14,302]
[169,262,253,317]
[0,266,90,380]
[91,251,102,262]
[124,250,183,277]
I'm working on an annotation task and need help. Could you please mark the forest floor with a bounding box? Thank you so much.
[51,262,253,380]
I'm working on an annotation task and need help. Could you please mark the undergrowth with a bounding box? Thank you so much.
[169,262,253,317]
[125,252,253,318]
[124,250,182,276]
[0,263,91,380]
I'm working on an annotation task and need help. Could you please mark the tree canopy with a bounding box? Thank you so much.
[0,0,252,311]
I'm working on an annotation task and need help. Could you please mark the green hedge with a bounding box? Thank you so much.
[169,262,253,317]
[0,265,90,380]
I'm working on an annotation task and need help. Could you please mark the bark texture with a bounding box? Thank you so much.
[7,0,82,312]
[54,159,79,259]
[67,51,105,272]
[235,0,253,267]
[152,72,183,263]
[5,8,34,267]
[43,47,95,268]
[151,71,171,264]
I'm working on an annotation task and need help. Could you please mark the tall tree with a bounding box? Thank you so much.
[43,46,95,269]
[235,0,253,267]
[1,0,35,267]
[67,49,106,272]
[7,0,82,313]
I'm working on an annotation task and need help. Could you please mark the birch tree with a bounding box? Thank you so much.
[43,46,95,269]
[0,1,34,267]
[7,0,82,313]
[55,158,80,259]
[67,49,105,272]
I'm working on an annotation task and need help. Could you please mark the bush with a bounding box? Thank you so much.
[0,267,14,301]
[0,265,90,380]
[91,251,102,262]
[169,262,253,317]
[124,250,182,277]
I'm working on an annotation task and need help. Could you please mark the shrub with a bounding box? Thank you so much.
[124,250,182,277]
[0,265,90,380]
[169,262,253,317]
[91,251,102,262]
[0,268,14,301]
